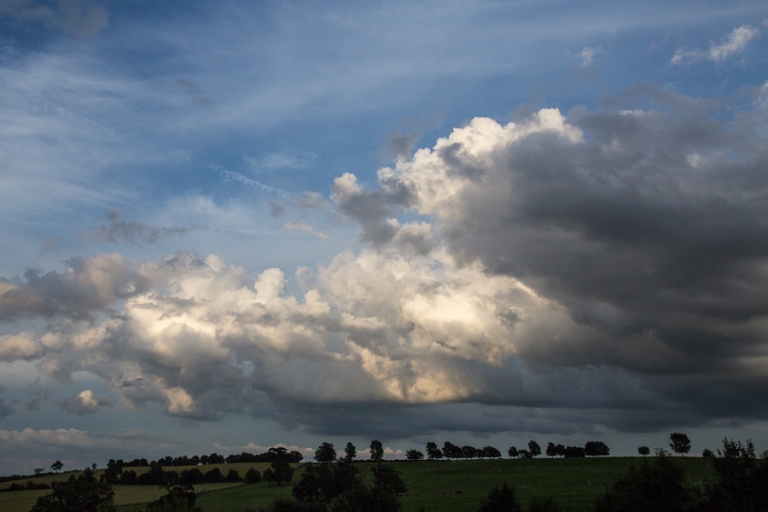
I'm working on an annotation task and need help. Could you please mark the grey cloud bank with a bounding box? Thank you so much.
[3,94,768,450]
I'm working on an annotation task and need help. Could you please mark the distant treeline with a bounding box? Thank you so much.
[415,440,610,460]
[0,480,51,492]
[105,445,303,470]
[101,462,263,487]
[98,446,303,486]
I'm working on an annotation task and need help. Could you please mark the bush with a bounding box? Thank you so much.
[244,467,262,483]
[593,454,700,512]
[477,483,521,512]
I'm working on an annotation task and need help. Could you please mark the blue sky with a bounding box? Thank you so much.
[2,0,768,474]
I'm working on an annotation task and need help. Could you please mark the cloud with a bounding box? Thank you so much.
[245,152,316,171]
[0,332,45,361]
[0,0,107,37]
[672,25,759,64]
[92,208,190,246]
[579,46,601,66]
[284,219,332,241]
[0,427,94,447]
[57,0,107,37]
[4,93,768,437]
[58,389,112,415]
[0,253,149,322]
[0,385,14,420]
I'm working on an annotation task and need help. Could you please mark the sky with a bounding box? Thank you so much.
[1,0,768,475]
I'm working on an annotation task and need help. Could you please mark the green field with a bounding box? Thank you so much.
[0,457,715,512]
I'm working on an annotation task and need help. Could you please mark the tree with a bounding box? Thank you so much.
[528,440,541,458]
[477,482,522,512]
[461,445,479,459]
[369,440,384,462]
[289,460,404,512]
[35,468,45,475]
[593,455,700,512]
[546,442,557,458]
[563,446,585,458]
[585,441,610,457]
[30,468,116,512]
[145,483,200,512]
[702,438,768,512]
[442,441,462,459]
[638,446,650,457]
[343,442,356,463]
[315,442,337,463]
[51,460,63,473]
[244,467,261,483]
[669,433,691,456]
[426,442,443,460]
[264,461,293,486]
[508,446,518,458]
[480,446,501,459]
[405,449,424,461]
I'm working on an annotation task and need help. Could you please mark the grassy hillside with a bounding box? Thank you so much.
[0,457,715,512]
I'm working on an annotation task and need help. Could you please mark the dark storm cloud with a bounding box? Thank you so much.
[0,253,149,321]
[461,109,768,369]
[92,208,190,247]
[0,385,15,420]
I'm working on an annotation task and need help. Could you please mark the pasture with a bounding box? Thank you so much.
[0,457,715,512]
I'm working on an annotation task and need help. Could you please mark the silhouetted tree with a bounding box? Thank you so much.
[289,460,404,512]
[426,442,443,460]
[638,446,650,457]
[669,433,691,456]
[344,442,356,463]
[477,483,521,512]
[264,461,293,486]
[480,446,501,459]
[145,483,200,512]
[563,446,585,458]
[315,442,337,463]
[244,467,261,483]
[34,467,45,475]
[405,449,424,461]
[508,446,519,458]
[585,441,610,457]
[442,441,462,459]
[528,440,541,457]
[462,445,479,459]
[546,442,557,458]
[372,465,406,495]
[701,438,768,512]
[594,453,700,512]
[30,468,116,512]
[51,460,63,473]
[179,468,204,485]
[369,440,384,461]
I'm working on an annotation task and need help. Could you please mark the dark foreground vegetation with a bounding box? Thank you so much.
[3,438,767,512]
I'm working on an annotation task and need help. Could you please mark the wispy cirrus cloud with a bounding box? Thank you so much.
[672,25,760,64]
[91,208,190,247]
